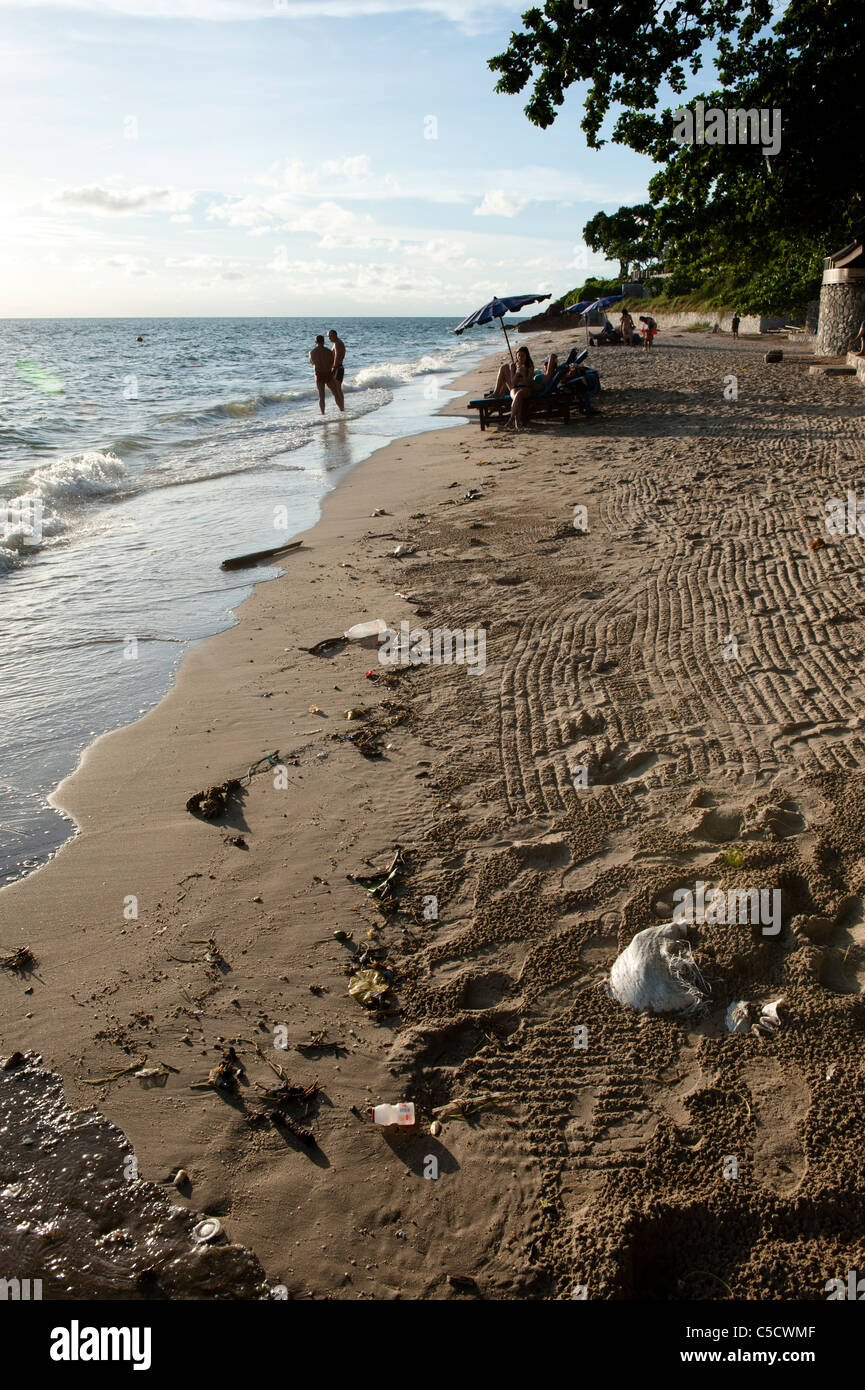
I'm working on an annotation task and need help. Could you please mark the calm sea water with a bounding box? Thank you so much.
[0,317,489,884]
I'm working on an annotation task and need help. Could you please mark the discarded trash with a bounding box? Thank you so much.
[134,1065,170,1080]
[332,929,353,943]
[392,544,417,558]
[191,1046,244,1092]
[725,996,785,1037]
[371,508,388,516]
[300,636,345,655]
[192,1217,222,1244]
[186,778,242,821]
[309,704,323,715]
[433,1091,510,1121]
[608,922,707,1015]
[0,946,37,973]
[348,968,390,1005]
[371,1102,415,1126]
[344,619,389,641]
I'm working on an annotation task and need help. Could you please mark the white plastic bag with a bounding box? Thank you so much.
[609,922,707,1015]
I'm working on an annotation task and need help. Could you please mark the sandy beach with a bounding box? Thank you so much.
[4,330,865,1301]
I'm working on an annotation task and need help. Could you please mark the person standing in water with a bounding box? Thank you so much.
[309,334,344,414]
[327,329,346,410]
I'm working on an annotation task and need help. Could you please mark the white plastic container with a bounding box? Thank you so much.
[344,619,389,641]
[371,1102,415,1126]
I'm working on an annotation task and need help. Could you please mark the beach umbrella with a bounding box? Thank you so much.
[565,293,626,343]
[454,293,552,363]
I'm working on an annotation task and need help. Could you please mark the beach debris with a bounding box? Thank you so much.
[76,1055,147,1086]
[300,635,345,656]
[220,539,301,571]
[344,618,389,642]
[371,508,388,516]
[608,922,708,1015]
[371,1102,415,1126]
[0,945,38,973]
[191,1046,244,1092]
[186,778,242,821]
[433,1091,510,1122]
[309,704,323,715]
[725,996,786,1037]
[173,1169,190,1190]
[392,543,417,558]
[348,847,404,910]
[343,707,369,720]
[2,1051,26,1071]
[296,1029,344,1054]
[429,1120,442,1137]
[333,929,353,943]
[809,536,827,552]
[448,1273,479,1291]
[463,489,482,502]
[348,968,391,1006]
[192,1218,223,1244]
[134,1064,171,1081]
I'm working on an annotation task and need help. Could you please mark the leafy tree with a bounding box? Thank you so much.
[489,0,864,311]
[582,204,655,279]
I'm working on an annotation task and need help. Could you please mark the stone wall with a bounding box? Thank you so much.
[816,282,865,356]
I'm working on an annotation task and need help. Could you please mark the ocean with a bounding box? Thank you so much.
[0,317,489,885]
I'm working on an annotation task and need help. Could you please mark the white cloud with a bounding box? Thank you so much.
[54,184,195,215]
[254,155,373,197]
[0,0,519,25]
[473,189,527,218]
[208,194,381,248]
[105,252,151,275]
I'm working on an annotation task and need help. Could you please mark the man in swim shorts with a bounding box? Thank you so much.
[327,329,346,409]
[309,334,344,414]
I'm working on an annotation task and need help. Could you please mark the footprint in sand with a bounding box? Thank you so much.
[742,1056,810,1194]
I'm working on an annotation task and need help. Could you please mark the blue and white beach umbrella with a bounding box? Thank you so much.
[454,293,552,362]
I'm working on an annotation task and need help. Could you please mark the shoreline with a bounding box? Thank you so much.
[4,330,865,1300]
[1,334,489,888]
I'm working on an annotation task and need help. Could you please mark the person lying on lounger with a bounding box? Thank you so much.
[507,345,538,431]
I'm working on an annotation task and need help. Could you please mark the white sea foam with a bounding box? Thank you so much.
[27,452,127,503]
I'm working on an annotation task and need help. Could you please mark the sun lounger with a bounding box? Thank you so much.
[468,347,580,430]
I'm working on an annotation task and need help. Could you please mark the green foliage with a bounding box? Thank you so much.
[562,275,623,307]
[582,204,655,278]
[489,0,864,313]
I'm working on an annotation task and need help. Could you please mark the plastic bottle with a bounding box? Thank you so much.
[371,1102,415,1126]
[344,619,388,641]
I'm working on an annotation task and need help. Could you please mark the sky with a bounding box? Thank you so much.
[0,0,658,316]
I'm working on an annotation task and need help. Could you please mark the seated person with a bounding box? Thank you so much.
[508,345,538,430]
[849,320,865,357]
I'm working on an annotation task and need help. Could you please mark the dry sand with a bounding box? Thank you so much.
[3,330,865,1300]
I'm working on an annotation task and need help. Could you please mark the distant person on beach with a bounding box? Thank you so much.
[309,334,344,415]
[327,329,347,406]
[639,315,657,351]
[620,309,635,345]
[731,314,740,338]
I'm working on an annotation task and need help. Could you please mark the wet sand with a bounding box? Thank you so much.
[3,332,865,1299]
